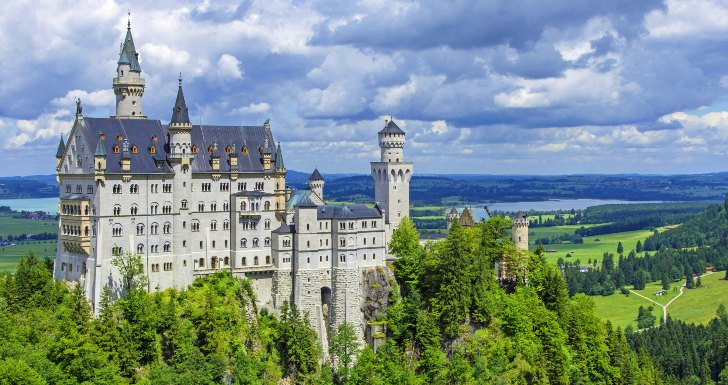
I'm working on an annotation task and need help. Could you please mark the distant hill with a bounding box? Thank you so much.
[3,172,728,205]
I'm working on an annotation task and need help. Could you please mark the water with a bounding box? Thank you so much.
[0,198,58,214]
[485,199,663,213]
[0,197,664,216]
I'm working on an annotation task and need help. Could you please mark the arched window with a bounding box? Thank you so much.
[191,220,200,232]
[181,200,188,209]
[198,258,205,267]
[112,224,123,237]
[210,220,217,231]
[225,146,233,154]
[149,145,156,154]
[240,201,247,211]
[242,257,247,266]
[130,204,138,216]
[264,237,271,247]
[265,219,270,230]
[254,256,259,265]
[242,146,248,154]
[150,203,158,214]
[266,255,271,264]
[223,220,229,230]
[131,145,138,154]
[264,201,270,211]
[137,243,144,254]
[163,222,171,234]
[240,238,247,248]
[253,238,259,247]
[113,205,121,216]
[164,242,171,252]
[191,145,198,154]
[208,145,214,154]
[136,223,144,235]
[150,222,158,234]
[113,145,120,154]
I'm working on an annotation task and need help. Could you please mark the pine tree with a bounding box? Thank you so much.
[617,241,624,254]
[329,322,359,383]
[636,240,643,253]
[686,274,695,289]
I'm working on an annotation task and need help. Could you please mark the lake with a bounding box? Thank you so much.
[485,199,663,213]
[0,197,662,215]
[0,198,58,214]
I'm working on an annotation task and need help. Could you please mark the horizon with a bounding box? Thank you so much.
[2,1,728,176]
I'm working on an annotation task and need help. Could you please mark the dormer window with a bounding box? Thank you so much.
[151,135,158,142]
[99,133,105,140]
[113,145,120,154]
[191,145,198,154]
[208,145,214,154]
[242,146,248,154]
[225,146,232,154]
[117,135,123,141]
[149,145,156,154]
[131,145,138,154]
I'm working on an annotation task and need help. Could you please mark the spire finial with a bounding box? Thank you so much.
[178,73,182,87]
[127,11,131,29]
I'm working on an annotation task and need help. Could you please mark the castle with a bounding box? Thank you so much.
[53,22,412,344]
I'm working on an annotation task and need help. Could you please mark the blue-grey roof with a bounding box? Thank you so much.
[273,223,296,234]
[94,141,106,157]
[275,142,285,170]
[317,204,381,219]
[190,124,274,173]
[170,80,190,125]
[455,207,490,222]
[56,136,66,157]
[309,168,324,181]
[286,190,323,210]
[233,191,273,197]
[77,117,172,174]
[119,25,141,72]
[378,119,405,135]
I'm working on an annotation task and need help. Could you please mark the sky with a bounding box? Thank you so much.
[1,0,728,176]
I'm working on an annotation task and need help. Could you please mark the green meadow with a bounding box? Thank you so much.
[0,215,57,237]
[669,273,728,324]
[0,240,57,272]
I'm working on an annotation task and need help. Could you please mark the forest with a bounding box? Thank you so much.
[1,215,727,384]
[561,201,728,297]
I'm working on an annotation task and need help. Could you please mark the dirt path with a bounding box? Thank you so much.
[629,272,714,324]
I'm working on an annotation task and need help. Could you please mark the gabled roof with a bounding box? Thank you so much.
[317,204,381,220]
[190,125,274,172]
[309,168,324,181]
[273,223,296,234]
[56,136,66,157]
[170,78,190,125]
[286,190,324,210]
[378,119,405,135]
[294,193,319,208]
[448,207,458,215]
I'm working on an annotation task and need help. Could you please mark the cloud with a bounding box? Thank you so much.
[234,102,271,114]
[216,54,244,80]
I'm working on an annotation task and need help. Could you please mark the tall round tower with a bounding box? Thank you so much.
[370,118,413,238]
[113,19,146,118]
[511,213,529,251]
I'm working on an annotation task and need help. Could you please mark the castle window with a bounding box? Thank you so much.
[240,201,247,211]
[113,145,120,154]
[210,202,217,211]
[112,246,122,256]
[224,257,230,266]
[163,222,171,234]
[242,257,247,266]
[364,254,367,260]
[99,133,105,140]
[164,262,172,271]
[181,200,188,209]
[136,223,145,235]
[162,203,172,214]
[191,145,198,154]
[283,238,291,247]
[66,185,72,194]
[371,220,376,228]
[149,145,156,154]
[198,202,205,211]
[198,258,205,267]
[254,256,259,265]
[87,185,94,194]
[200,241,203,249]
[223,201,229,211]
[150,223,158,235]
[340,238,345,247]
[150,203,158,214]
[191,220,200,232]
[225,146,232,154]
[242,146,248,154]
[253,238,259,247]
[131,145,138,154]
[223,220,229,231]
[113,205,121,216]
[208,145,214,154]
[137,243,144,254]
[164,242,171,252]
[265,219,270,230]
[241,238,247,248]
[264,237,271,247]
[264,201,270,211]
[117,135,123,141]
[130,204,138,216]
[210,220,217,231]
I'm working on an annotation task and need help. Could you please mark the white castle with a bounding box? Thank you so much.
[53,23,412,344]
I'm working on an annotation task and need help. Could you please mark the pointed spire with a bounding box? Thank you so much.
[309,168,324,182]
[170,74,190,125]
[275,142,285,171]
[95,140,107,157]
[56,135,66,157]
[118,16,141,72]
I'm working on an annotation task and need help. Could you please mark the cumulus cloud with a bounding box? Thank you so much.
[3,0,728,175]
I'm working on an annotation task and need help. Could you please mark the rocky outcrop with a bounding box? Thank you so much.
[361,266,395,349]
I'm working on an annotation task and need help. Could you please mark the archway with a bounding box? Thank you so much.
[321,287,332,337]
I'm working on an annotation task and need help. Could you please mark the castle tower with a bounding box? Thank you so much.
[512,213,529,251]
[113,19,146,118]
[370,118,413,237]
[166,76,195,288]
[445,207,459,228]
[308,168,324,200]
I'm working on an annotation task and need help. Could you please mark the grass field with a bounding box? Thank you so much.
[592,273,728,329]
[0,215,57,237]
[669,273,728,324]
[0,241,57,271]
[532,226,672,265]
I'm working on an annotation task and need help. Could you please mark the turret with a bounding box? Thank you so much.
[120,140,131,172]
[445,207,459,227]
[55,135,66,169]
[512,212,529,251]
[308,168,324,200]
[113,18,146,118]
[275,142,285,172]
[378,118,406,163]
[168,75,193,163]
[94,140,107,172]
[262,138,273,171]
